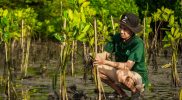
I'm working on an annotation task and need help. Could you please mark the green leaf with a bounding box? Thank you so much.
[162,35,169,42]
[53,33,64,42]
[63,11,68,18]
[68,9,73,20]
[174,32,182,39]
[11,32,20,40]
[157,8,162,14]
[45,20,50,24]
[76,32,87,42]
[81,1,90,8]
[162,13,168,21]
[169,34,174,41]
[174,27,179,34]
[97,20,103,28]
[82,24,90,33]
[88,8,96,16]
[0,8,3,16]
[73,28,78,38]
[1,17,9,26]
[47,25,55,33]
[81,13,86,23]
[37,22,42,27]
[3,9,8,17]
[163,43,171,48]
[153,13,160,21]
[78,0,86,4]
[73,10,80,25]
[169,15,174,26]
[165,31,174,41]
[171,27,175,36]
[17,10,23,18]
[161,7,164,11]
[3,32,10,43]
[164,8,173,15]
[89,37,94,46]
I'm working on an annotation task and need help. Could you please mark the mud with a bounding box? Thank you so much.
[0,41,181,100]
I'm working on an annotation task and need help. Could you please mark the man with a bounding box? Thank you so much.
[94,13,149,99]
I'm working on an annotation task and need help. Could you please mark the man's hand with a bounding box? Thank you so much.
[94,55,105,65]
[93,51,110,66]
[93,53,106,65]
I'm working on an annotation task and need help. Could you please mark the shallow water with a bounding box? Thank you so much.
[0,42,181,100]
[0,64,181,100]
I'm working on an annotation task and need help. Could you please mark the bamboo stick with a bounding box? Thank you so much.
[71,40,75,76]
[94,17,106,100]
[20,20,25,76]
[111,15,115,35]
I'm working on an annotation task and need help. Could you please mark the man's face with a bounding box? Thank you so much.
[120,25,132,40]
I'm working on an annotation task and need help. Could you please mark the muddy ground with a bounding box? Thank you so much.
[0,41,182,100]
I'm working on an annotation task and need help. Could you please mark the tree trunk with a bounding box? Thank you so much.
[20,20,25,76]
[94,17,105,100]
[171,47,180,87]
[23,35,31,77]
[149,22,162,71]
[71,40,75,76]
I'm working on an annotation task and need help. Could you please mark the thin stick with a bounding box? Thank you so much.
[111,16,115,35]
[94,17,106,100]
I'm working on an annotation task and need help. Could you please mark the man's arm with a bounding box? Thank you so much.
[95,51,111,60]
[94,51,110,65]
[104,60,135,70]
[94,51,135,70]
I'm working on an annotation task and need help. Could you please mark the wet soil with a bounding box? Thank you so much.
[0,41,182,100]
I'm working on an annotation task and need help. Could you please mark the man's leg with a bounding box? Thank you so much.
[99,72,128,97]
[116,70,142,93]
[96,64,131,97]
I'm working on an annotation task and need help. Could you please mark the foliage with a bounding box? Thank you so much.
[0,9,20,43]
[162,21,182,86]
[0,0,182,99]
[152,7,174,22]
[59,42,71,100]
[0,7,38,42]
[135,0,181,18]
[163,26,182,48]
[90,0,138,18]
[158,7,182,86]
[65,0,96,42]
[0,0,139,42]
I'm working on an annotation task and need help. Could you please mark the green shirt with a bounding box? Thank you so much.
[104,33,149,86]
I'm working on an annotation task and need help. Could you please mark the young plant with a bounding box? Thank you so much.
[14,8,38,78]
[163,25,182,86]
[0,8,19,100]
[59,41,71,100]
[141,4,153,66]
[157,7,182,86]
[150,7,174,71]
[52,23,72,100]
